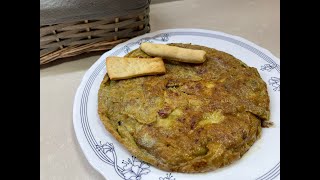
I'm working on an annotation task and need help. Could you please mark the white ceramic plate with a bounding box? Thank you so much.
[73,29,280,180]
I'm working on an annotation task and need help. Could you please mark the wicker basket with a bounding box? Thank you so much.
[40,7,150,65]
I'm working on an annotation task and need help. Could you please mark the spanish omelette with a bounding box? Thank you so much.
[98,43,270,173]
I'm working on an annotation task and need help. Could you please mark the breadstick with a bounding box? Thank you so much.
[140,42,206,63]
[106,56,166,80]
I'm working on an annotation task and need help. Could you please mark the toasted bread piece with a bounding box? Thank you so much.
[106,56,166,80]
[140,42,206,63]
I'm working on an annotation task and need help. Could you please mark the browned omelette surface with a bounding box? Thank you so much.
[98,43,270,173]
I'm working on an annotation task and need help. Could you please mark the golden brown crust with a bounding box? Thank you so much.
[98,43,270,173]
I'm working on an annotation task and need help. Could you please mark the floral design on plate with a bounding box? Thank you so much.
[96,141,151,179]
[138,38,153,45]
[153,33,170,42]
[261,63,277,72]
[124,45,131,54]
[268,77,280,91]
[159,173,176,180]
[122,156,151,180]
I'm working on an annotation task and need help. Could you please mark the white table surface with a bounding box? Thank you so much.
[40,0,280,179]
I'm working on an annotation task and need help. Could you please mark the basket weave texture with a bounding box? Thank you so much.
[40,7,150,65]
